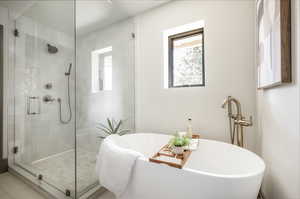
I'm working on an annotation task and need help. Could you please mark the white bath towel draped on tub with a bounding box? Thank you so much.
[96,135,144,197]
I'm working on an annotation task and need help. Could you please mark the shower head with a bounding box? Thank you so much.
[47,44,58,54]
[65,63,72,76]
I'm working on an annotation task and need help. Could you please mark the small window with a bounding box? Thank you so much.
[168,28,205,88]
[103,55,112,90]
[91,46,112,93]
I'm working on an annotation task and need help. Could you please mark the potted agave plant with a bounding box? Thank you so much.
[169,133,190,155]
[97,118,131,139]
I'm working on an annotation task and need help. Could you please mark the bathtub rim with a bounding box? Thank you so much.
[114,133,266,179]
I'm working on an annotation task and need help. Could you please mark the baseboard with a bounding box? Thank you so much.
[79,185,107,199]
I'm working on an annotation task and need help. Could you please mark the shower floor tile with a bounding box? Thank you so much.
[32,148,98,194]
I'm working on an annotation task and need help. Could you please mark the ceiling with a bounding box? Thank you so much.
[0,0,35,18]
[76,0,170,35]
[22,1,74,35]
[0,0,170,36]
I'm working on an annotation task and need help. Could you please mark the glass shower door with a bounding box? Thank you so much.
[12,1,76,197]
[75,11,136,198]
[11,1,136,198]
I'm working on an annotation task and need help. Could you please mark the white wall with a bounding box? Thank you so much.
[135,1,257,149]
[256,0,300,198]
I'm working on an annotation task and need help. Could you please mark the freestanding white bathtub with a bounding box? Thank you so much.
[112,133,265,199]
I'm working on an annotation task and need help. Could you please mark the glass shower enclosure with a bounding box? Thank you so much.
[12,1,76,197]
[8,0,135,198]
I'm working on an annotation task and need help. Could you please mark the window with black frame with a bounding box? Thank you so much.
[168,28,205,88]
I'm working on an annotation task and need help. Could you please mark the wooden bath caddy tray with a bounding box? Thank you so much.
[149,134,200,169]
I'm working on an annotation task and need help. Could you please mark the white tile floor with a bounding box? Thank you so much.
[31,149,98,193]
[98,191,115,199]
[0,173,44,199]
[0,172,115,199]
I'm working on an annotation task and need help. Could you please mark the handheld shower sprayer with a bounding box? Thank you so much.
[65,63,72,76]
[221,98,228,109]
[58,63,73,124]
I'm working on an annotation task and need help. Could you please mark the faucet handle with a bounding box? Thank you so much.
[235,116,253,127]
[43,95,56,103]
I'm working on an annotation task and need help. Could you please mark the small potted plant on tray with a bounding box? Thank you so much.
[169,133,190,155]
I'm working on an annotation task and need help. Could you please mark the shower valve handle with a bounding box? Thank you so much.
[43,95,56,103]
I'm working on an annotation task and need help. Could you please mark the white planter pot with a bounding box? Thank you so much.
[172,146,184,155]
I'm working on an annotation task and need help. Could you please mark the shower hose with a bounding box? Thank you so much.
[58,74,72,124]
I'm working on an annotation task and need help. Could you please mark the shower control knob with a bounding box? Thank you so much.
[44,83,53,90]
[43,95,56,103]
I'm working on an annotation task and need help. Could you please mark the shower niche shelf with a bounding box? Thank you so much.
[27,96,41,115]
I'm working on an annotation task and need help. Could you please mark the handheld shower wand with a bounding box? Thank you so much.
[65,63,72,76]
[58,63,72,124]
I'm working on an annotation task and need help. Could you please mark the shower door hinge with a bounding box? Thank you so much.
[131,32,135,39]
[13,29,19,37]
[13,146,18,154]
[38,174,43,181]
[65,189,71,197]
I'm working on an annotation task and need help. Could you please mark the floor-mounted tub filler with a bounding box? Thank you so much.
[97,133,265,199]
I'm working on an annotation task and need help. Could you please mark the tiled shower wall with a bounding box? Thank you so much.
[14,16,75,163]
[14,15,135,164]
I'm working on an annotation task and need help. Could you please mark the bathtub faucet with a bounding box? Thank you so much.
[221,96,253,147]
